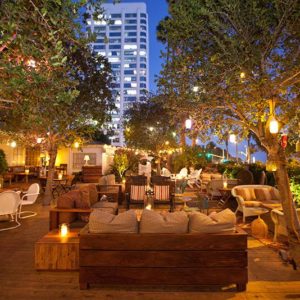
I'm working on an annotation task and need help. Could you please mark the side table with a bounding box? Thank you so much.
[35,228,80,270]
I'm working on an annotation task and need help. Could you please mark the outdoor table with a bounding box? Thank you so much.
[15,172,34,183]
[98,186,120,202]
[218,187,233,208]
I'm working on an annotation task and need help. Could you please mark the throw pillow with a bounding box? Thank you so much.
[140,209,188,233]
[189,211,235,233]
[89,209,138,233]
[209,208,236,224]
[57,190,81,208]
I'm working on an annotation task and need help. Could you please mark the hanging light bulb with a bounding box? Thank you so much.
[185,118,192,129]
[10,141,17,148]
[74,142,80,149]
[229,134,236,143]
[269,116,279,134]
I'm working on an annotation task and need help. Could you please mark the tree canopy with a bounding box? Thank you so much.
[0,0,115,203]
[157,0,300,265]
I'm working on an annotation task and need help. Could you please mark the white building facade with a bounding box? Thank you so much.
[87,3,149,146]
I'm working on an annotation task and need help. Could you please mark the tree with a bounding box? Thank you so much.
[124,95,177,173]
[0,0,114,204]
[158,0,300,265]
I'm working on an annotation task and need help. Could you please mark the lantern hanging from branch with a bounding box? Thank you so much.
[185,118,192,129]
[269,99,279,134]
[280,134,288,149]
[266,158,278,172]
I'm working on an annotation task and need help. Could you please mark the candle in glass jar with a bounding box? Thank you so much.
[60,223,69,237]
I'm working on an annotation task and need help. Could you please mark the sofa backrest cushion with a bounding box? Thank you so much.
[254,188,273,201]
[89,209,138,233]
[189,210,235,233]
[57,190,80,208]
[235,188,256,201]
[140,209,188,233]
[78,184,98,207]
[209,208,237,224]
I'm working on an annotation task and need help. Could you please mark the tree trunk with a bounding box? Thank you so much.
[43,144,58,206]
[225,139,229,160]
[272,147,300,266]
[179,119,186,147]
[156,157,161,175]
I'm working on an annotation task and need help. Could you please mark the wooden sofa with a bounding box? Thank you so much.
[79,225,248,291]
[49,184,118,230]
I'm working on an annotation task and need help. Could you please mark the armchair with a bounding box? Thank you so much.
[0,191,21,231]
[125,176,147,209]
[152,176,175,212]
[19,183,40,219]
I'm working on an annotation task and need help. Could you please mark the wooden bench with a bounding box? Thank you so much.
[79,226,248,291]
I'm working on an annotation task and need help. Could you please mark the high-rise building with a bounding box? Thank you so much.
[87,3,149,146]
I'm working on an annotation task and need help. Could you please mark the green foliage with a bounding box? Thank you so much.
[290,178,300,207]
[0,149,8,175]
[124,95,177,154]
[109,149,142,182]
[172,146,208,173]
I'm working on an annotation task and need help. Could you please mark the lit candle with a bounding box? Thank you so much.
[145,204,152,210]
[58,173,63,180]
[25,169,29,175]
[223,181,228,189]
[60,223,69,237]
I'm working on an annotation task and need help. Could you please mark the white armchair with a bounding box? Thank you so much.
[271,208,300,241]
[231,185,275,223]
[19,183,40,219]
[0,191,21,231]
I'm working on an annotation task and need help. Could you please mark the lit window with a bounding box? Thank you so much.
[131,83,137,87]
[114,20,122,25]
[108,57,120,62]
[127,90,137,95]
[140,50,146,56]
[124,44,137,50]
[124,77,132,82]
[94,20,106,25]
[124,63,130,68]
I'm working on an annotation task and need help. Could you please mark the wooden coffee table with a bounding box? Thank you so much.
[35,228,80,270]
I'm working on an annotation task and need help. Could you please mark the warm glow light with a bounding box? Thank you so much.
[240,72,246,79]
[269,117,279,134]
[74,142,80,148]
[172,132,176,137]
[145,204,152,210]
[60,223,69,237]
[58,173,63,180]
[193,86,199,92]
[84,155,90,165]
[229,134,236,143]
[223,181,228,189]
[165,141,170,145]
[122,179,126,184]
[149,127,154,131]
[252,156,256,163]
[296,141,300,152]
[25,169,29,175]
[26,59,36,68]
[266,160,277,172]
[10,141,17,148]
[185,119,192,129]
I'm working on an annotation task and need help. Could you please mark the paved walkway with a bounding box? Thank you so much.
[0,197,300,299]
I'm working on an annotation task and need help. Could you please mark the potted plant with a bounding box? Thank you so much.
[0,149,8,188]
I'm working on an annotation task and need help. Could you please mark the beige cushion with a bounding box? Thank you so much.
[89,209,138,233]
[92,201,118,214]
[140,209,188,233]
[106,174,116,185]
[189,211,235,233]
[235,188,256,201]
[57,190,81,208]
[254,188,273,201]
[209,208,236,224]
[244,200,262,207]
[78,184,98,207]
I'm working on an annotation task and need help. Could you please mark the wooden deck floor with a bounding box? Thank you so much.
[1,198,300,299]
